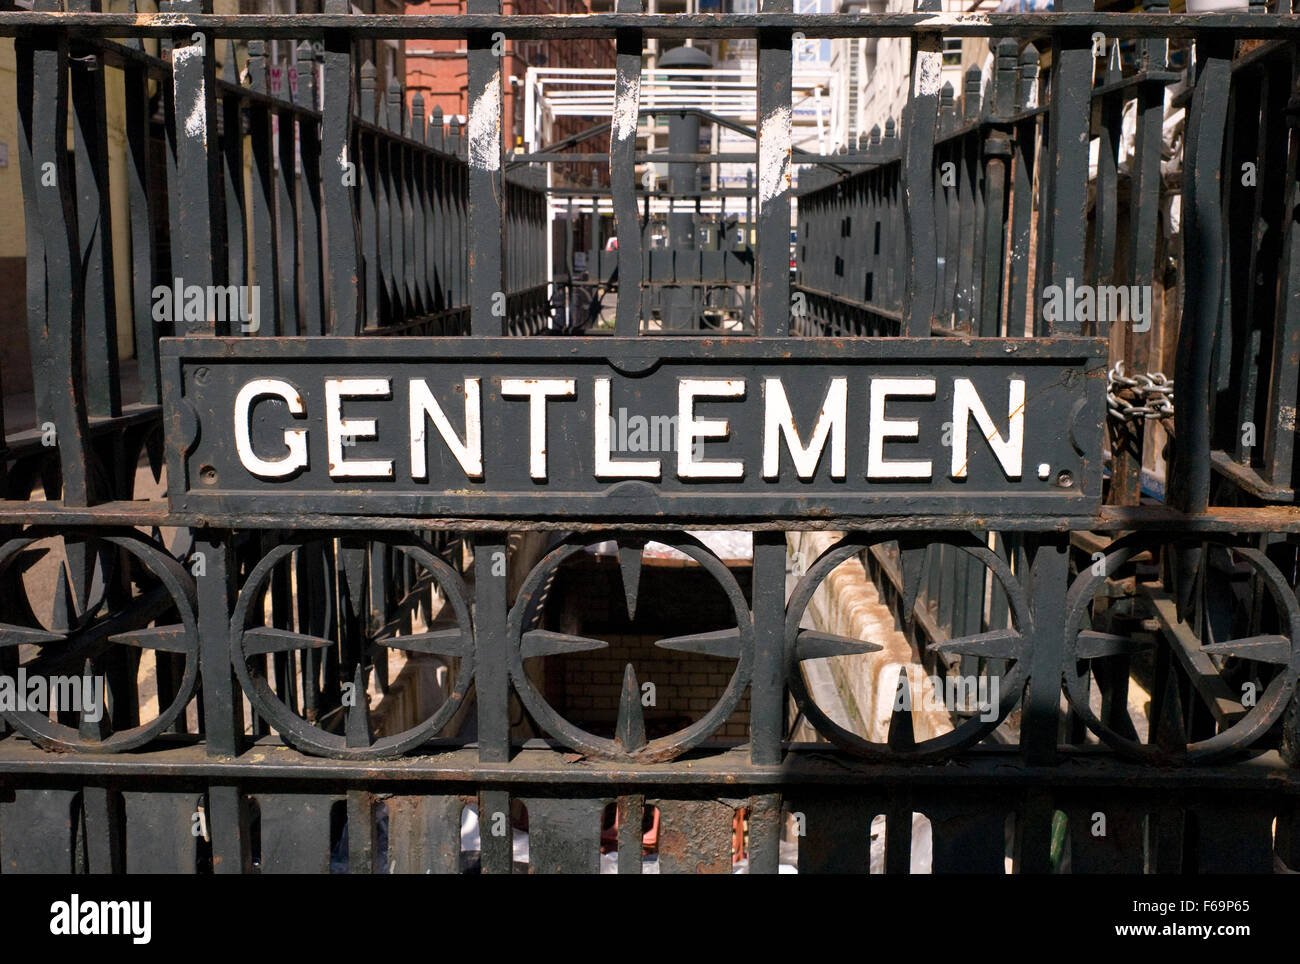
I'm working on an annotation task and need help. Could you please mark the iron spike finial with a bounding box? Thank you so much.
[78,657,110,742]
[617,542,643,621]
[345,664,372,749]
[886,668,916,752]
[614,663,647,752]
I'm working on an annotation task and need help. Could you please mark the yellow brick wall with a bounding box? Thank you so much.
[562,632,750,742]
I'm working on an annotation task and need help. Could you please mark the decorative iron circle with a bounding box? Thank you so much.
[784,532,1032,761]
[0,529,200,752]
[230,536,474,759]
[1284,687,1300,766]
[1063,536,1300,764]
[506,531,753,762]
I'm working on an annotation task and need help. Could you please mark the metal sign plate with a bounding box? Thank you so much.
[161,336,1106,521]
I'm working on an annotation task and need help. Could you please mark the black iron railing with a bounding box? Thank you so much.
[0,2,1299,874]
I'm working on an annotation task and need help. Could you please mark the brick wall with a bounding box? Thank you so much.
[543,555,752,742]
[560,632,751,740]
[402,0,617,185]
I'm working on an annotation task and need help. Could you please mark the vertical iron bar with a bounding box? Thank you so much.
[323,25,360,335]
[360,61,379,329]
[1263,68,1300,489]
[468,1,504,335]
[171,26,224,334]
[276,72,300,334]
[69,0,120,418]
[16,22,92,507]
[611,19,643,336]
[1024,536,1067,765]
[475,537,510,763]
[249,41,280,335]
[124,53,158,402]
[617,793,644,875]
[1037,4,1093,336]
[478,789,512,873]
[222,44,250,336]
[297,43,326,336]
[751,530,785,766]
[755,11,792,337]
[1172,33,1234,512]
[902,14,941,338]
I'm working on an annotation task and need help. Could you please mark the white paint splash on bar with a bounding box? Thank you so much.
[147,14,197,26]
[915,12,992,26]
[758,106,791,206]
[174,44,207,146]
[613,69,641,143]
[914,49,943,97]
[468,72,501,172]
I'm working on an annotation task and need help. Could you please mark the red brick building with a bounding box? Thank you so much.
[404,0,617,182]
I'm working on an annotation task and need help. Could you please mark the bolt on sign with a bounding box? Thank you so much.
[161,337,1106,521]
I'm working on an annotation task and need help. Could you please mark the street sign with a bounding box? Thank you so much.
[162,336,1105,521]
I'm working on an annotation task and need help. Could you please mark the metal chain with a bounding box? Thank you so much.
[1107,361,1174,422]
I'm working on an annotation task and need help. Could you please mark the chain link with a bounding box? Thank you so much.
[1107,361,1174,423]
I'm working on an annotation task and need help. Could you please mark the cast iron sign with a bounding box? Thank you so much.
[162,336,1105,520]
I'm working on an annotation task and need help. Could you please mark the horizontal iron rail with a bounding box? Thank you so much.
[7,503,1300,533]
[2,12,1300,40]
[0,741,1295,790]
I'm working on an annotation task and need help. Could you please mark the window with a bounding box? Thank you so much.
[943,37,962,67]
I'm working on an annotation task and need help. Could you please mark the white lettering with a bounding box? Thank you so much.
[409,377,483,480]
[234,378,309,478]
[594,378,660,478]
[500,377,576,479]
[678,378,745,479]
[326,378,393,478]
[762,376,847,479]
[950,377,1025,479]
[868,378,935,479]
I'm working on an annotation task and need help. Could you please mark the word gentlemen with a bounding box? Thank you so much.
[231,373,1028,483]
